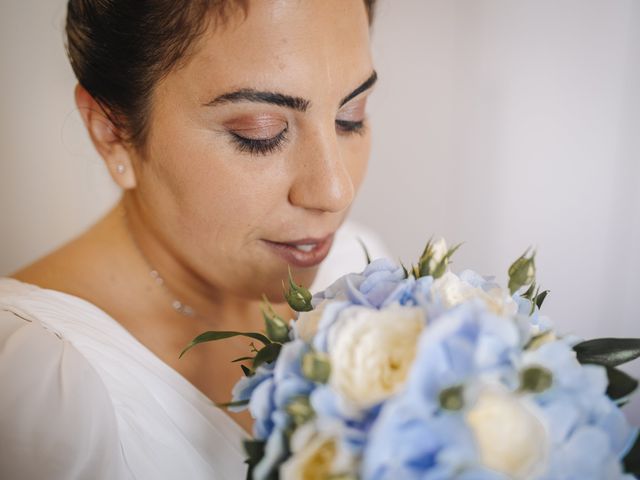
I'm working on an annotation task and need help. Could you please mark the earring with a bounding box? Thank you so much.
[116,164,126,174]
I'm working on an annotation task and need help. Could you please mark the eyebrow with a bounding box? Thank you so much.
[339,70,377,108]
[204,70,378,112]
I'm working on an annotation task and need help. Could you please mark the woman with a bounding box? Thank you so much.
[0,0,386,478]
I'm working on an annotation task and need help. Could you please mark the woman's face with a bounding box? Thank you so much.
[131,0,375,300]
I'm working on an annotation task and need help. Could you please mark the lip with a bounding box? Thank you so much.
[263,233,335,268]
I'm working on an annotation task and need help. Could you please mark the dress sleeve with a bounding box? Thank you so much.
[0,310,130,480]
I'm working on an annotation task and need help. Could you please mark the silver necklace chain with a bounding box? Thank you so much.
[149,269,196,317]
[121,208,197,318]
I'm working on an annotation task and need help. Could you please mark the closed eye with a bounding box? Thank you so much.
[336,119,366,135]
[228,118,366,156]
[229,128,289,156]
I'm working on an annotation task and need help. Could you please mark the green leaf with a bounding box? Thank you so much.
[231,356,255,363]
[508,248,536,295]
[535,289,549,309]
[444,242,463,261]
[283,266,313,312]
[528,285,540,315]
[399,260,409,279]
[243,439,267,480]
[261,295,291,343]
[416,239,462,279]
[417,237,435,278]
[179,330,271,358]
[419,236,435,260]
[215,399,249,409]
[623,430,640,474]
[357,236,372,265]
[605,366,638,401]
[244,439,265,461]
[245,431,286,480]
[253,342,283,369]
[411,263,420,279]
[521,282,536,301]
[574,338,640,367]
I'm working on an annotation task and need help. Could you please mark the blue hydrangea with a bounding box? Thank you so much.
[361,301,638,479]
[404,302,523,402]
[236,256,638,479]
[309,259,435,353]
[246,339,316,440]
[313,258,407,308]
[521,341,637,479]
[250,339,318,479]
[309,383,383,456]
[362,397,507,480]
[315,258,437,310]
[229,362,275,412]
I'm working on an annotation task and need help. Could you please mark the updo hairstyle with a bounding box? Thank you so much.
[65,0,377,149]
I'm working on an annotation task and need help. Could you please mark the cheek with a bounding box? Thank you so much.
[146,129,292,241]
[346,131,372,193]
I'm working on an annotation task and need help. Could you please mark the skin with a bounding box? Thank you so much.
[13,0,375,435]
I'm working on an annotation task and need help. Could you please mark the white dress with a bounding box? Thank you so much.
[0,220,389,480]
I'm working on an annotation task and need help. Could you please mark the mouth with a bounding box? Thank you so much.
[262,233,335,268]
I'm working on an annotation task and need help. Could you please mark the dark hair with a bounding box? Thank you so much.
[65,0,377,150]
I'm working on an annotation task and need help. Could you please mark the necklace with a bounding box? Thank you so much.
[149,269,196,317]
[120,207,197,318]
[118,205,271,363]
[119,205,297,330]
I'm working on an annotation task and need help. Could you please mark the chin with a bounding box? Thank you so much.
[289,265,321,291]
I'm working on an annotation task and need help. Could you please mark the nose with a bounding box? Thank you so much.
[287,127,355,213]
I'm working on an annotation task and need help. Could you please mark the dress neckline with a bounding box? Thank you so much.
[0,276,252,441]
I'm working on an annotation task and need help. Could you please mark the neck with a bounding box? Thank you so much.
[111,194,284,332]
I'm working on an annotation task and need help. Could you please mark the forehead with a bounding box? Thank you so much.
[170,0,373,105]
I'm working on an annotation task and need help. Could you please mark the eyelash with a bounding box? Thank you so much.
[230,120,366,156]
[230,129,289,156]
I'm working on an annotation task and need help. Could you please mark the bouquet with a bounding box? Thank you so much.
[181,239,640,479]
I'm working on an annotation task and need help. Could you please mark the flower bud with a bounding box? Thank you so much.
[519,365,553,393]
[261,296,290,343]
[302,351,332,384]
[284,266,313,312]
[439,385,465,411]
[285,396,315,427]
[508,249,536,294]
[415,238,462,280]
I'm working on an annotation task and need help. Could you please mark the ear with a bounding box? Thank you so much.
[75,84,137,189]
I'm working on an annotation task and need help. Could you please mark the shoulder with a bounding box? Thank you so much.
[9,208,129,311]
[0,310,129,479]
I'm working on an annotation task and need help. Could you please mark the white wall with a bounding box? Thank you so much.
[351,0,640,420]
[0,0,119,270]
[1,1,639,422]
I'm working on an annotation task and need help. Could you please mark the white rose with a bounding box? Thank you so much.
[327,304,426,409]
[432,271,518,316]
[280,422,356,480]
[466,387,548,478]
